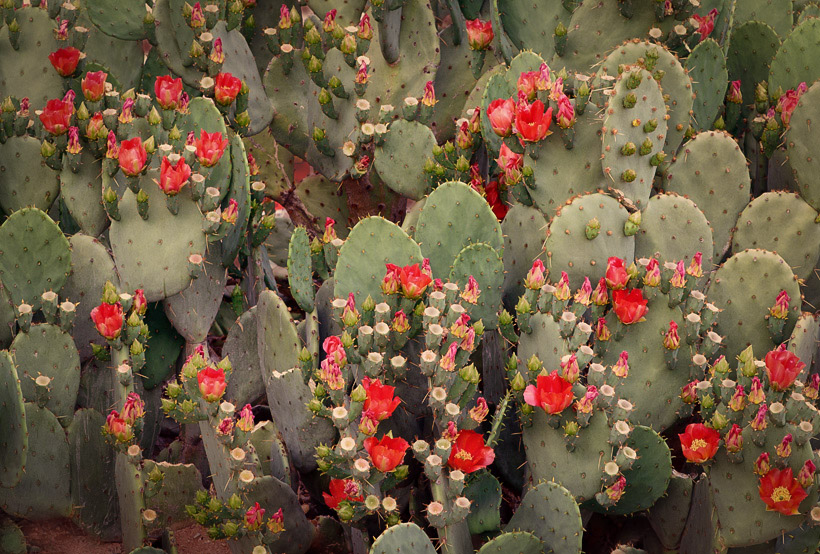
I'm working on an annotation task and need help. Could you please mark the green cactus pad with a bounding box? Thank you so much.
[0,403,71,519]
[244,130,294,199]
[61,234,120,361]
[685,39,728,131]
[786,313,819,379]
[0,8,64,111]
[84,0,147,39]
[249,420,292,485]
[522,409,610,501]
[517,312,569,370]
[263,52,310,158]
[223,307,265,406]
[601,67,667,208]
[726,21,780,120]
[60,149,108,238]
[414,181,503,278]
[449,243,504,328]
[663,131,751,259]
[0,136,60,216]
[498,0,569,61]
[0,351,26,488]
[594,40,693,155]
[68,408,120,541]
[634,193,713,277]
[709,426,817,548]
[221,132,252,266]
[213,22,275,136]
[241,475,315,554]
[142,460,204,529]
[505,480,583,554]
[785,81,820,211]
[464,470,502,535]
[142,303,184,389]
[526,110,606,216]
[370,522,437,554]
[265,209,295,268]
[500,204,547,311]
[308,0,367,27]
[374,119,437,201]
[128,549,166,554]
[79,9,145,92]
[257,291,334,472]
[710,249,801,361]
[163,244,228,344]
[0,518,25,554]
[0,286,12,349]
[152,0,206,86]
[732,191,820,281]
[0,208,71,308]
[776,524,820,553]
[586,425,672,515]
[334,217,423,301]
[603,299,690,430]
[647,471,693,551]
[477,532,543,554]
[545,193,635,289]
[733,0,794,36]
[295,176,351,237]
[770,18,820,95]
[108,172,207,303]
[288,227,316,313]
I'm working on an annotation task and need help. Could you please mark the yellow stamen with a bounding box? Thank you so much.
[455,450,473,461]
[771,486,791,503]
[690,438,708,450]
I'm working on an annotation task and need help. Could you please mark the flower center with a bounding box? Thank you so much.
[455,450,473,461]
[771,486,791,503]
[690,438,708,450]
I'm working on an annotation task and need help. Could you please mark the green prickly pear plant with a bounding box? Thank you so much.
[1,0,820,553]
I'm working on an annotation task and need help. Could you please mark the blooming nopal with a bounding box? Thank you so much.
[154,75,184,110]
[523,371,574,415]
[514,99,552,143]
[764,349,806,391]
[448,430,495,473]
[104,410,133,443]
[398,264,432,299]
[363,435,409,472]
[778,83,807,127]
[121,392,145,424]
[678,423,720,463]
[605,257,629,290]
[484,180,508,220]
[159,156,192,196]
[466,19,493,50]
[496,142,523,176]
[517,71,541,101]
[323,335,347,367]
[691,8,718,42]
[362,377,400,422]
[486,98,515,137]
[48,47,81,77]
[612,288,648,325]
[81,71,108,102]
[118,137,148,177]
[244,502,265,530]
[759,468,808,515]
[214,72,243,106]
[195,130,229,167]
[323,479,363,509]
[40,98,74,136]
[197,366,227,402]
[90,302,124,340]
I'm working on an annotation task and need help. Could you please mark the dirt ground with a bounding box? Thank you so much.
[18,519,232,554]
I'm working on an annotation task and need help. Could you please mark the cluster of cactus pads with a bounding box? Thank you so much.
[2,0,820,552]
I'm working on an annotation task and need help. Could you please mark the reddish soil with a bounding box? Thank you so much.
[18,519,232,554]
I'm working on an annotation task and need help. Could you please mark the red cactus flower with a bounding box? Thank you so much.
[398,264,432,299]
[90,302,124,340]
[484,180,508,221]
[323,479,363,509]
[159,156,191,196]
[362,377,401,422]
[39,98,74,136]
[678,423,720,463]
[195,130,229,167]
[759,467,808,515]
[496,142,523,174]
[517,71,541,101]
[764,349,805,392]
[448,430,495,473]
[104,410,133,443]
[121,392,145,425]
[605,257,629,290]
[486,98,515,137]
[612,288,648,325]
[364,435,409,473]
[523,371,574,415]
[197,366,227,402]
[118,137,148,177]
[48,46,81,77]
[514,99,552,143]
[691,8,718,42]
[81,70,108,102]
[466,19,493,50]
[323,335,347,366]
[214,72,243,106]
[133,289,147,316]
[154,75,184,110]
[244,502,265,530]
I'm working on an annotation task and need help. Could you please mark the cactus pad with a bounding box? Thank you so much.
[449,243,505,328]
[0,351,26,488]
[370,522,437,554]
[505,480,583,554]
[785,81,820,211]
[374,119,437,201]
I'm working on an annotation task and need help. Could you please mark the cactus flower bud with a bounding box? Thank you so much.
[49,46,81,77]
[486,98,515,137]
[595,317,612,342]
[154,75,183,110]
[465,19,493,50]
[66,127,82,155]
[680,380,698,404]
[421,81,436,107]
[611,351,629,378]
[82,70,108,102]
[214,72,242,105]
[574,277,593,306]
[197,366,227,402]
[40,98,74,136]
[605,257,629,290]
[798,460,816,488]
[751,403,768,431]
[560,353,580,383]
[244,502,265,530]
[118,137,147,176]
[604,475,627,504]
[728,385,747,412]
[724,423,743,453]
[754,452,771,476]
[91,301,124,340]
[769,290,790,319]
[195,130,228,167]
[158,156,191,196]
[556,93,576,129]
[524,259,547,290]
[221,199,239,224]
[775,434,793,458]
[670,260,686,288]
[122,392,145,424]
[104,410,134,443]
[663,321,680,350]
[469,397,489,423]
[392,310,410,334]
[802,374,819,400]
